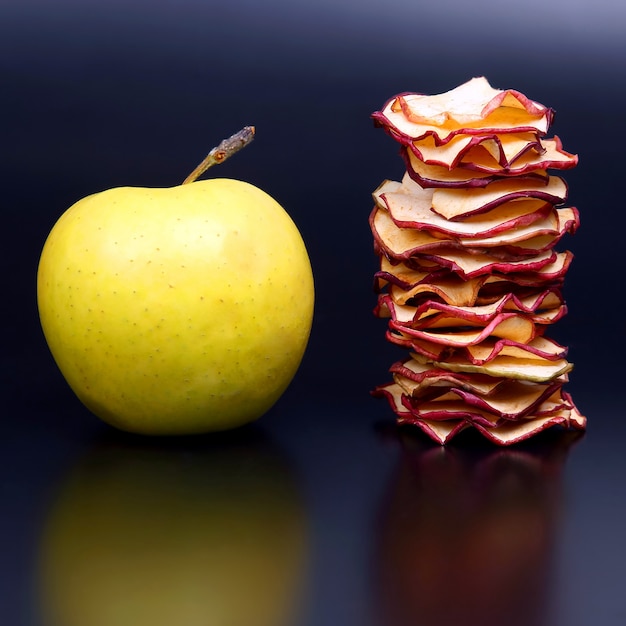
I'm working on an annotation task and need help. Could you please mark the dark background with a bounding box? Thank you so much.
[2,1,625,625]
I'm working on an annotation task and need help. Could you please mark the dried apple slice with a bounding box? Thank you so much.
[391,366,504,398]
[374,381,584,446]
[400,395,583,445]
[473,404,586,446]
[381,294,520,325]
[404,417,470,445]
[389,312,536,347]
[403,147,558,189]
[423,352,573,382]
[486,251,574,287]
[401,377,578,419]
[400,76,550,126]
[373,255,442,292]
[405,137,576,187]
[370,206,452,256]
[418,248,557,279]
[399,391,572,428]
[372,204,555,257]
[389,357,502,393]
[445,380,566,420]
[372,77,553,144]
[372,381,414,420]
[401,397,503,429]
[380,198,575,252]
[380,291,565,327]
[371,205,549,257]
[374,257,489,307]
[402,148,525,188]
[408,132,545,170]
[387,330,567,365]
[371,207,561,275]
[385,328,450,360]
[431,175,568,221]
[501,289,565,314]
[528,389,576,417]
[389,358,579,425]
[460,137,578,174]
[371,206,574,260]
[375,176,555,239]
[375,258,557,299]
[387,278,485,308]
[464,336,568,364]
[395,370,565,409]
[472,233,565,257]
[456,207,578,249]
[377,258,569,309]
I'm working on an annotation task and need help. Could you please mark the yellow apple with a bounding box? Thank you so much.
[37,167,314,434]
[38,436,308,626]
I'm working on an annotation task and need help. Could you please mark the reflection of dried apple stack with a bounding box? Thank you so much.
[370,77,586,445]
[373,432,580,626]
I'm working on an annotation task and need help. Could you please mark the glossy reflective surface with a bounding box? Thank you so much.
[4,388,626,626]
[3,1,626,624]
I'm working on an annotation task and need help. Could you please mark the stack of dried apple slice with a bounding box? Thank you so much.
[370,77,586,445]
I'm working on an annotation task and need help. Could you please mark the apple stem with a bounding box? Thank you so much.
[182,126,256,184]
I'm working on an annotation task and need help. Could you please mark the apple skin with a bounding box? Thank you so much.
[37,177,314,434]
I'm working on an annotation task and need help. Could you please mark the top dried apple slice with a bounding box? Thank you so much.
[372,76,553,144]
[373,381,585,446]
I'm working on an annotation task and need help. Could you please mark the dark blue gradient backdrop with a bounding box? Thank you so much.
[2,1,625,625]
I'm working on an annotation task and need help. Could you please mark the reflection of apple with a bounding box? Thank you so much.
[39,431,308,626]
[37,138,314,434]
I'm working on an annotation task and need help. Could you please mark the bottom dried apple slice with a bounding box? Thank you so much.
[373,382,586,446]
